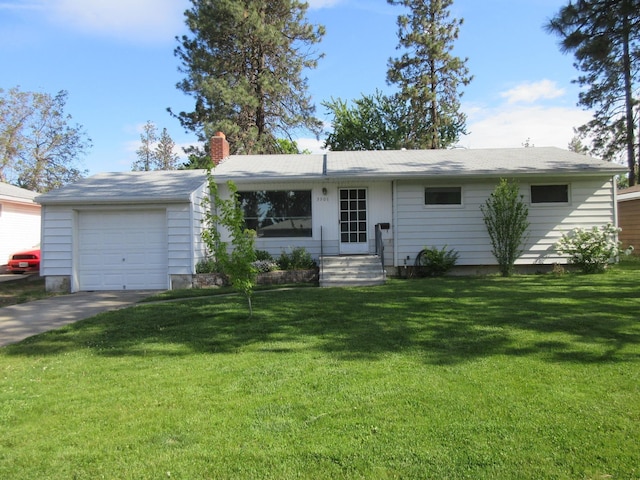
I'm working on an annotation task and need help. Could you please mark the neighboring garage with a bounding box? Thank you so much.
[36,170,209,292]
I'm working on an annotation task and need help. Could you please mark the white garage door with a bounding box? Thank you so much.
[78,210,168,291]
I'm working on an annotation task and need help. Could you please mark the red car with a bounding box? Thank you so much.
[7,249,40,274]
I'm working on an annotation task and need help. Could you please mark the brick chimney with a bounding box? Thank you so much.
[210,131,230,166]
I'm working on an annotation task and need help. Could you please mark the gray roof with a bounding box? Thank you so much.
[36,170,208,205]
[0,182,38,203]
[212,147,626,183]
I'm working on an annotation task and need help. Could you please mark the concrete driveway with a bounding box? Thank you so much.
[0,290,155,348]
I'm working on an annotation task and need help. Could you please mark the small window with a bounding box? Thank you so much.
[425,186,462,205]
[531,184,569,204]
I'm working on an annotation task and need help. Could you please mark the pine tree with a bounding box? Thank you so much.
[132,121,157,171]
[172,0,325,157]
[154,128,180,170]
[546,0,640,185]
[387,0,472,149]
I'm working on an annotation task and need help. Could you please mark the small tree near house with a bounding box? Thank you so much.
[201,170,257,316]
[481,179,529,277]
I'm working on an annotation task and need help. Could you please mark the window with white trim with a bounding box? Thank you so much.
[425,186,462,205]
[238,190,312,237]
[530,184,569,204]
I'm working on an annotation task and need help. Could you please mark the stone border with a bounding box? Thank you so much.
[193,269,318,288]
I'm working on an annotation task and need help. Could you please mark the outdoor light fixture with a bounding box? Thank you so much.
[322,187,328,195]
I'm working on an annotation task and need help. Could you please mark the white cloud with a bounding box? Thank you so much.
[307,0,344,9]
[295,137,326,154]
[0,2,42,10]
[461,103,592,150]
[500,79,566,105]
[47,0,188,43]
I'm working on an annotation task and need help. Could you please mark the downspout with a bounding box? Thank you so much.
[392,180,399,270]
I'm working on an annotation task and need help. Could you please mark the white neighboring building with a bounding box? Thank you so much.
[0,182,41,266]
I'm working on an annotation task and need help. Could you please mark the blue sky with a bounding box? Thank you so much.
[1,0,592,176]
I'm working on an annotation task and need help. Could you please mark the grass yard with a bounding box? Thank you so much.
[0,276,54,307]
[1,262,639,479]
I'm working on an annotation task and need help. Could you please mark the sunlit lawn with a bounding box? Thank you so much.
[1,261,639,479]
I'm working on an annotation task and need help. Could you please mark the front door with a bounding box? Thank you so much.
[339,188,369,254]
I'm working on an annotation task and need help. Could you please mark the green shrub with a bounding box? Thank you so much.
[480,178,529,277]
[414,246,459,276]
[255,250,274,261]
[555,224,627,274]
[277,247,317,270]
[196,257,219,274]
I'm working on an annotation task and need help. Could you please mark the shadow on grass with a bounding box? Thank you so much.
[5,270,640,365]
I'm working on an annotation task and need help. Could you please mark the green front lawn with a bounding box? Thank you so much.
[1,262,639,479]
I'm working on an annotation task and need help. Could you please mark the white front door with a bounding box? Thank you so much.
[339,188,369,254]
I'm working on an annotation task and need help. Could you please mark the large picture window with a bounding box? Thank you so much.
[425,186,462,205]
[238,190,312,237]
[531,184,569,204]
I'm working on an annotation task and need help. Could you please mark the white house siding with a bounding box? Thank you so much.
[42,203,204,292]
[167,184,208,278]
[394,177,616,268]
[190,182,209,269]
[217,180,394,265]
[40,206,74,277]
[0,202,41,263]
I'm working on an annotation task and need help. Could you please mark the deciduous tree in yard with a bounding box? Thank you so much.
[546,0,640,185]
[481,179,530,277]
[0,87,90,193]
[387,0,472,149]
[322,91,410,151]
[172,0,325,159]
[202,174,257,316]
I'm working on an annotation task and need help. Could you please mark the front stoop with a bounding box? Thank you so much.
[319,255,386,287]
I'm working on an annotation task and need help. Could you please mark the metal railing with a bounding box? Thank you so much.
[374,223,385,269]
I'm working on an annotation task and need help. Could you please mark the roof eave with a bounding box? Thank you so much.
[37,196,194,206]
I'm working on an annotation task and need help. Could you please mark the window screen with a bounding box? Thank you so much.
[425,186,462,205]
[531,185,569,203]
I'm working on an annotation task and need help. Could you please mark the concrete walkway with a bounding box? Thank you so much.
[0,291,154,348]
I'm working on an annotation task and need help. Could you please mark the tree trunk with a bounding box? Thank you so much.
[622,11,636,185]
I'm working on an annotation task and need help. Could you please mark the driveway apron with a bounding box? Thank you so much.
[0,291,154,347]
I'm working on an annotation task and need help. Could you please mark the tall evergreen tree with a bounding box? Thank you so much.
[172,0,325,158]
[154,128,180,170]
[387,0,472,149]
[546,0,640,185]
[132,121,157,171]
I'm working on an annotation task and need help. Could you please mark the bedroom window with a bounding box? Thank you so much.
[238,190,312,237]
[531,184,569,204]
[425,186,462,205]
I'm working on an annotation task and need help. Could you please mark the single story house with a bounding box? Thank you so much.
[617,185,640,253]
[0,182,41,267]
[36,133,626,292]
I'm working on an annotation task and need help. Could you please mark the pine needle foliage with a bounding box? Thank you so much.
[172,0,325,157]
[387,0,472,149]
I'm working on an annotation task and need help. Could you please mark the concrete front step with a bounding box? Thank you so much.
[319,255,386,287]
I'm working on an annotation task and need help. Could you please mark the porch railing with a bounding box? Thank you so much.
[374,223,385,269]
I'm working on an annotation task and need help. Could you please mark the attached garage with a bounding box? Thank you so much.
[36,170,209,292]
[77,210,168,290]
